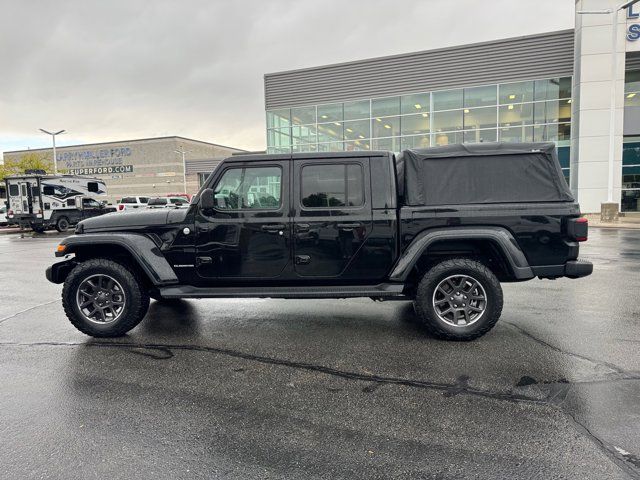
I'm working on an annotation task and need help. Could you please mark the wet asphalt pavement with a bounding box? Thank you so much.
[0,228,639,479]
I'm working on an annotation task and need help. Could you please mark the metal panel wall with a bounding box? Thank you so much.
[264,30,575,110]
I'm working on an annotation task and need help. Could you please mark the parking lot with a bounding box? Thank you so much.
[0,228,638,479]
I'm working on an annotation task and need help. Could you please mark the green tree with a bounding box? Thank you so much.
[0,152,55,180]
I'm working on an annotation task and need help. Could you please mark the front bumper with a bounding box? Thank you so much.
[45,259,76,284]
[531,259,593,279]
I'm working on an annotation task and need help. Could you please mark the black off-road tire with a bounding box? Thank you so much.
[62,258,150,337]
[55,216,70,232]
[413,258,503,341]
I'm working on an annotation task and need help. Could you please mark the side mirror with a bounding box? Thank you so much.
[200,188,215,210]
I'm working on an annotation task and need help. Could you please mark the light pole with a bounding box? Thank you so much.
[39,129,65,174]
[173,146,190,193]
[578,0,640,204]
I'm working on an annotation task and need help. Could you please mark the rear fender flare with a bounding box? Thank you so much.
[56,233,179,286]
[389,227,534,282]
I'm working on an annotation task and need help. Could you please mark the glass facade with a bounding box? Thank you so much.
[267,76,572,182]
[623,72,640,212]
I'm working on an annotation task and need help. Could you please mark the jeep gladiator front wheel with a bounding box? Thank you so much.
[414,259,503,341]
[62,258,150,337]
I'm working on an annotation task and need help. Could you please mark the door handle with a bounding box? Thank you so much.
[336,223,361,230]
[296,223,310,232]
[199,225,210,232]
[261,224,286,232]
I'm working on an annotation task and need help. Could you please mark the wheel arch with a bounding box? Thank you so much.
[54,233,179,287]
[390,227,534,284]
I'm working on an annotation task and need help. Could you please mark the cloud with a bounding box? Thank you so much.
[0,0,573,155]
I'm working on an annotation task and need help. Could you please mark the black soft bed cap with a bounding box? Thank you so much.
[398,142,574,206]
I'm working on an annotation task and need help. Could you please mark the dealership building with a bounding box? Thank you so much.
[3,136,244,203]
[264,0,640,214]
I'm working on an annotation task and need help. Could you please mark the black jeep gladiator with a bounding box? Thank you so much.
[46,142,592,341]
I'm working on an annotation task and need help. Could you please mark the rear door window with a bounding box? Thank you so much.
[301,163,364,208]
[9,185,18,196]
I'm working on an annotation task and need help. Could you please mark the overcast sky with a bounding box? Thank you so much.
[0,0,574,156]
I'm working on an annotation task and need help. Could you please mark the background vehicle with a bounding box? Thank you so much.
[146,197,189,209]
[165,193,192,202]
[47,142,592,340]
[116,196,149,212]
[5,174,112,232]
[0,204,7,226]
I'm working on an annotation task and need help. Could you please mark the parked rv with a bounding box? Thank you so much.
[5,174,114,232]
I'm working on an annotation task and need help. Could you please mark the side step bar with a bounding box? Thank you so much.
[159,283,407,300]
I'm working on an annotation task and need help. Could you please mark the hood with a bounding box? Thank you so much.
[78,208,188,233]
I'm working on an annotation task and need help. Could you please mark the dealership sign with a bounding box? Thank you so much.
[628,5,640,41]
[68,165,134,175]
[59,146,134,171]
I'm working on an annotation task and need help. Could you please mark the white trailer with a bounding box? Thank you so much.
[5,174,114,232]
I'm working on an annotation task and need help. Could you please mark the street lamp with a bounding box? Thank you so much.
[577,0,640,204]
[173,146,190,193]
[39,129,65,174]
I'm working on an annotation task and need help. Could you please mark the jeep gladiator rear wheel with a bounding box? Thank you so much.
[62,258,150,337]
[414,258,503,341]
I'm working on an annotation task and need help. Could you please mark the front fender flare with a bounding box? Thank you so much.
[389,227,534,282]
[55,233,179,286]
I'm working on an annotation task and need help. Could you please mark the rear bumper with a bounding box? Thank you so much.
[531,259,593,279]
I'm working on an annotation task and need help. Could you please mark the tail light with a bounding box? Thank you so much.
[568,217,588,242]
[118,204,125,211]
[7,210,13,218]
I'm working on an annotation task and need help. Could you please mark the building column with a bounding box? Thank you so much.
[571,0,626,213]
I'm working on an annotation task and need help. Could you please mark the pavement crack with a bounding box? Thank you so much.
[563,408,640,479]
[0,299,61,325]
[504,321,640,378]
[0,340,546,405]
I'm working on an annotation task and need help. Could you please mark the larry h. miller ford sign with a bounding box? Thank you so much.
[60,146,135,176]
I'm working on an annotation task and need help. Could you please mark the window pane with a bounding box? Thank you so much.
[317,122,343,142]
[499,81,534,104]
[534,77,571,101]
[317,142,344,152]
[401,93,430,115]
[343,119,370,140]
[401,135,431,149]
[292,124,317,145]
[267,127,292,148]
[625,71,640,93]
[625,92,640,107]
[622,189,640,212]
[433,131,463,146]
[291,106,316,125]
[433,89,463,111]
[267,109,290,129]
[401,113,430,135]
[463,129,497,143]
[317,103,343,122]
[464,85,497,108]
[344,140,370,151]
[499,103,534,126]
[463,106,497,129]
[623,141,640,165]
[499,125,534,142]
[432,110,463,131]
[372,96,400,117]
[347,164,364,206]
[372,137,401,151]
[344,100,370,120]
[372,116,400,137]
[534,100,572,124]
[533,123,571,142]
[301,164,363,208]
[214,167,281,210]
[292,144,317,153]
